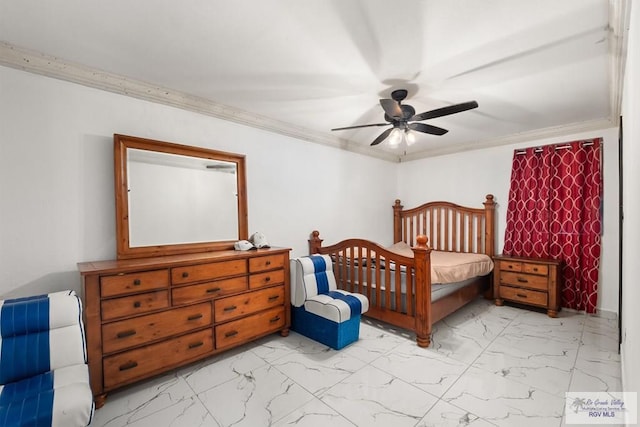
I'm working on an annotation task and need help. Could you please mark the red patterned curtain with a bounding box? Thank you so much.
[503,138,602,313]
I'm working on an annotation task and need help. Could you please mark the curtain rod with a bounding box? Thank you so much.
[515,140,595,155]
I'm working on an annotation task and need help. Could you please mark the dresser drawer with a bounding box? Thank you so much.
[171,259,247,285]
[215,306,285,350]
[249,254,285,273]
[500,286,548,307]
[103,329,213,389]
[172,276,247,305]
[214,285,285,323]
[101,290,169,321]
[249,269,285,290]
[101,269,169,298]
[499,271,548,291]
[102,302,212,354]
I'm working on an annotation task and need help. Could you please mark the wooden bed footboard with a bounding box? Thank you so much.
[309,232,434,346]
[308,194,496,347]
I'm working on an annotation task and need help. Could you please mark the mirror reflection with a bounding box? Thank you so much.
[127,148,239,247]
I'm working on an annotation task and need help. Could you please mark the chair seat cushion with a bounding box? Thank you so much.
[303,290,369,323]
[0,364,93,427]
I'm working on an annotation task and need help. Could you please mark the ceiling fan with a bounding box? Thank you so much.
[331,89,478,146]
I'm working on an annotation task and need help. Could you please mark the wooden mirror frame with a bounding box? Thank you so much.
[114,134,248,259]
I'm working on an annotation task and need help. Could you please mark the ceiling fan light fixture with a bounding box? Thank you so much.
[387,128,403,147]
[404,129,416,146]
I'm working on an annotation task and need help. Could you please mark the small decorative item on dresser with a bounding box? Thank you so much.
[493,254,562,317]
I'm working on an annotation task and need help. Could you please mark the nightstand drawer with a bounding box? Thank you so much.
[499,271,548,291]
[522,262,548,276]
[498,260,522,272]
[500,286,548,307]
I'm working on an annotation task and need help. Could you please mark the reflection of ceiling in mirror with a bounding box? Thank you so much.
[128,148,236,173]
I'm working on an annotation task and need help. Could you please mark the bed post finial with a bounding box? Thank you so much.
[483,194,496,257]
[393,199,404,243]
[309,230,323,254]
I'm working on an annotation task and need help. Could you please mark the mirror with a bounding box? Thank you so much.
[114,134,248,259]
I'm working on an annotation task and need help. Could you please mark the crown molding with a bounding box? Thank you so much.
[0,35,624,165]
[0,41,400,163]
[400,117,615,162]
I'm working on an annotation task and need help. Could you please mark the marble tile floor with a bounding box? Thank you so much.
[89,299,622,427]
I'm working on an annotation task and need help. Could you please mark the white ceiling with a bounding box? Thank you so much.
[0,0,628,161]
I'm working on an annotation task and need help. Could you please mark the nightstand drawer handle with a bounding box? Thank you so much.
[116,329,136,339]
[187,313,203,321]
[517,277,528,283]
[119,361,138,371]
[516,293,528,298]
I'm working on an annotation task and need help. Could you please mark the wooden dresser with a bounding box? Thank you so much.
[492,255,562,317]
[78,248,290,407]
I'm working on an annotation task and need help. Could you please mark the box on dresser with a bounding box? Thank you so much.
[493,254,562,317]
[78,247,290,408]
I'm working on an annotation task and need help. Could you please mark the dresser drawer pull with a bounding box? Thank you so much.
[133,279,141,286]
[268,295,279,302]
[182,272,189,278]
[133,301,141,308]
[225,330,239,338]
[206,287,222,294]
[265,260,271,266]
[264,276,271,283]
[269,316,281,323]
[188,341,204,349]
[119,361,138,371]
[508,265,514,269]
[532,267,539,272]
[517,277,528,283]
[187,313,204,321]
[516,293,528,298]
[116,329,137,339]
[223,305,237,312]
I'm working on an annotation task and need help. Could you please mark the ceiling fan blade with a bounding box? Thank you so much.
[408,122,449,136]
[410,101,478,121]
[331,123,389,131]
[380,98,403,119]
[370,127,394,146]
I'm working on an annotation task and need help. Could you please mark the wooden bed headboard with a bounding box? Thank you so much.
[393,194,495,257]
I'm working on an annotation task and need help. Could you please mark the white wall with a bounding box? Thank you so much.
[397,128,620,315]
[0,66,398,297]
[621,0,640,410]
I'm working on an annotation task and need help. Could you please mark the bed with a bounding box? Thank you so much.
[308,194,496,347]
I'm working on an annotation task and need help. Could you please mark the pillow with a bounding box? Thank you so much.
[386,241,414,258]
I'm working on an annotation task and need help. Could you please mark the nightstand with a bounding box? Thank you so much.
[493,255,562,317]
